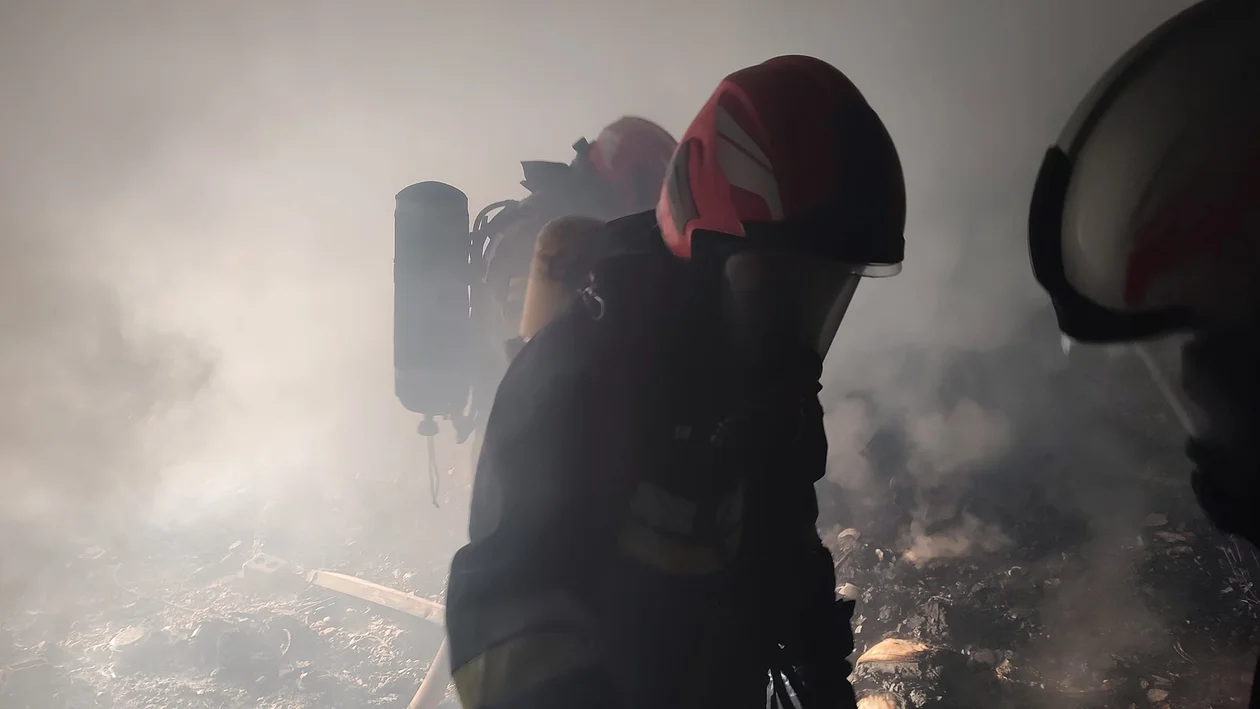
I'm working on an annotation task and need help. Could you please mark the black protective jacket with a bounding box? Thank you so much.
[446,212,857,709]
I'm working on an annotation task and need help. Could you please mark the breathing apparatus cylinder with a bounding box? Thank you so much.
[394,182,475,424]
[519,216,608,341]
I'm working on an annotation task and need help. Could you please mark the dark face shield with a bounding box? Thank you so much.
[720,249,861,371]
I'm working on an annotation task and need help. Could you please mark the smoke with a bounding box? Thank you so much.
[818,194,1050,555]
[905,398,1014,487]
[899,399,1015,565]
[797,14,1223,691]
[823,392,1019,565]
[0,216,216,602]
[903,513,1012,567]
[814,0,1202,567]
[0,267,212,521]
[0,0,1210,665]
[819,198,1038,555]
[824,397,877,491]
[0,3,476,606]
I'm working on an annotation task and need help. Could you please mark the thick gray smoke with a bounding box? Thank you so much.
[0,234,213,510]
[0,3,469,605]
[0,1,1218,681]
[803,2,1231,694]
[0,218,215,601]
[821,202,1045,562]
[818,0,1199,562]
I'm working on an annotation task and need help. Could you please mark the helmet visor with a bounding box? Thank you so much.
[721,249,861,365]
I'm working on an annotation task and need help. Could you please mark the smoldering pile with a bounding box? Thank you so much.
[0,216,471,708]
[0,479,462,709]
[0,223,216,606]
[819,315,1260,709]
[827,514,1258,708]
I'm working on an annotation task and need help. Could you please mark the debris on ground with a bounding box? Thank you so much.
[830,505,1259,708]
[822,326,1260,708]
[856,639,937,676]
[856,691,903,709]
[0,481,464,709]
[4,325,1256,709]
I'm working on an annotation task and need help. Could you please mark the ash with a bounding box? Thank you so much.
[822,321,1260,708]
[0,474,469,709]
[4,314,1259,709]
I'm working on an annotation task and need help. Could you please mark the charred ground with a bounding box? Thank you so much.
[820,312,1258,708]
[2,310,1256,709]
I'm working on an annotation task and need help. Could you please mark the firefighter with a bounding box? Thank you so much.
[1027,0,1260,701]
[465,118,677,463]
[1029,0,1260,547]
[476,116,678,352]
[446,54,906,709]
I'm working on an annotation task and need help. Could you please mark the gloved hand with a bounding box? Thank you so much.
[1181,325,1260,548]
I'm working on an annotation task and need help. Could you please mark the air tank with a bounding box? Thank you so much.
[394,181,474,419]
[518,216,608,341]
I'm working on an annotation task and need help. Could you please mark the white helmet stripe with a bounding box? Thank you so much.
[714,106,784,220]
[714,105,773,170]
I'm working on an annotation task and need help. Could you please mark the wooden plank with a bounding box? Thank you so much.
[306,569,445,626]
[407,637,451,709]
[304,570,451,709]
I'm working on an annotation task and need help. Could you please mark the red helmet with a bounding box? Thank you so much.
[584,116,678,216]
[657,55,905,275]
